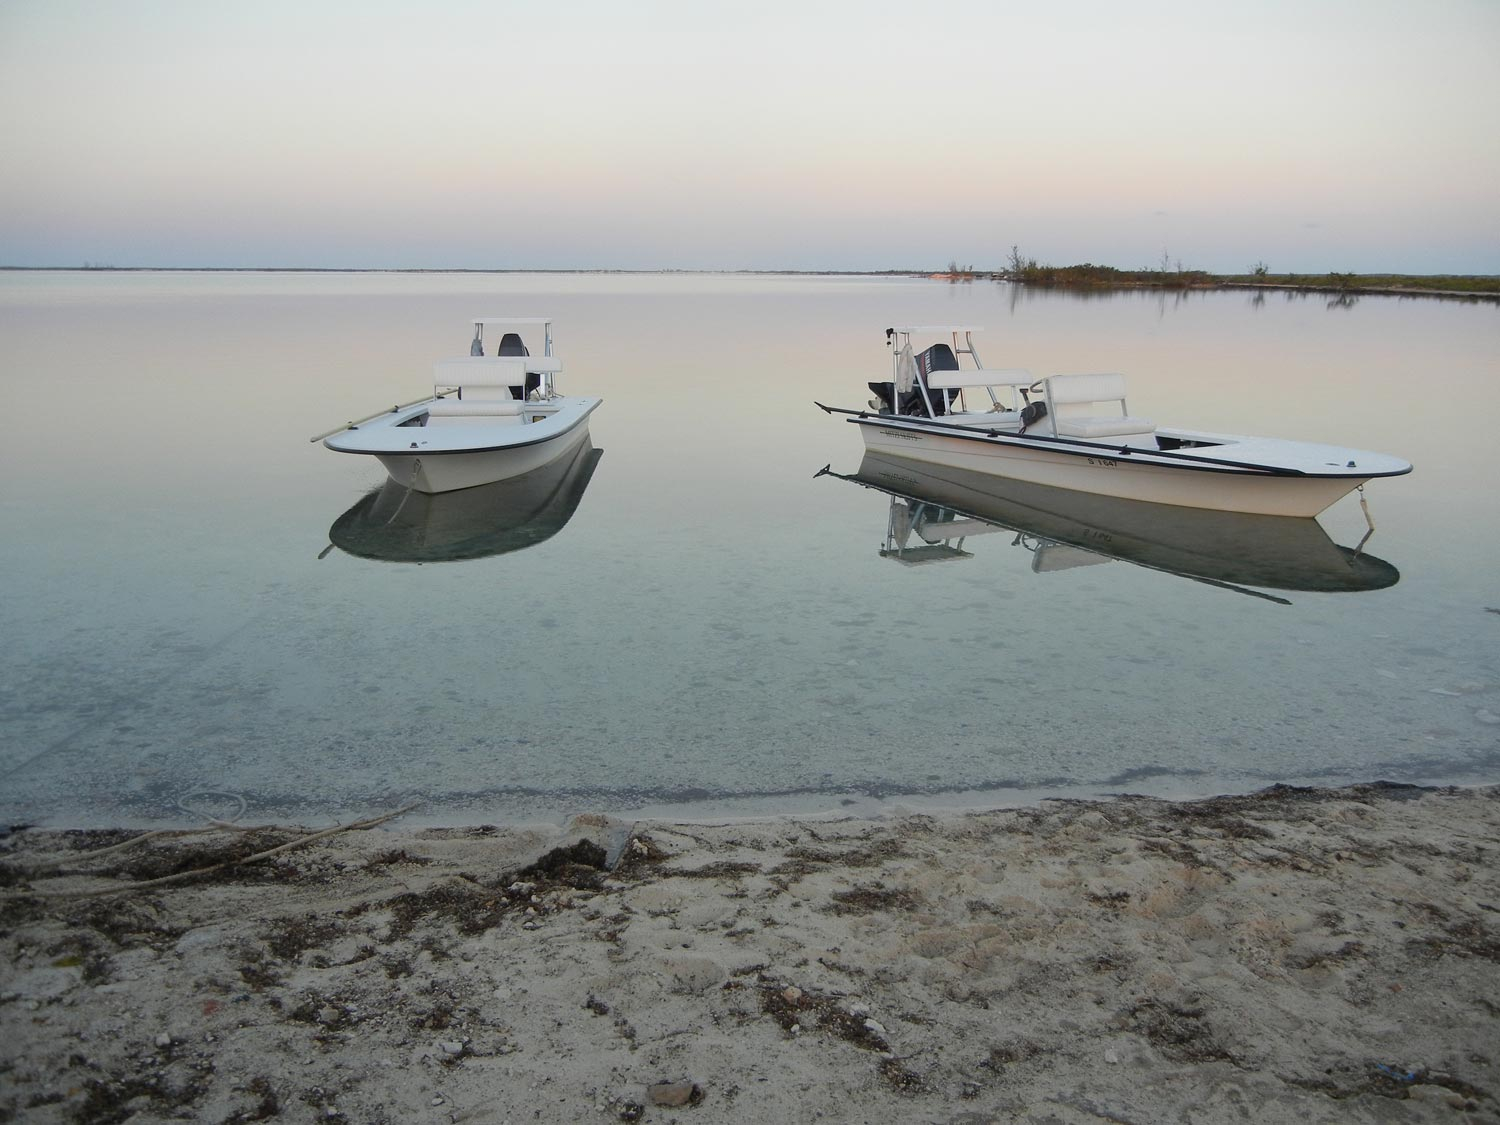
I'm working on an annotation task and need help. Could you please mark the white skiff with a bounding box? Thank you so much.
[819,326,1410,518]
[323,317,601,494]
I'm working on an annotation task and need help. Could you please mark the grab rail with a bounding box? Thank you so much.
[813,402,1309,477]
[308,391,454,443]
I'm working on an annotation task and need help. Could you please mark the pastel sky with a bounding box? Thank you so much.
[1,0,1496,273]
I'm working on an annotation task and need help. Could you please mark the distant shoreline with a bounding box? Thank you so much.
[982,261,1500,303]
[3,264,1496,302]
[0,265,922,276]
[1005,277,1500,303]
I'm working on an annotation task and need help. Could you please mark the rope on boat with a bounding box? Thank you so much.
[1352,484,1376,559]
[380,458,423,526]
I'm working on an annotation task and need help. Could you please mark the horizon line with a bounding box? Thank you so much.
[0,265,934,277]
[4,265,1497,280]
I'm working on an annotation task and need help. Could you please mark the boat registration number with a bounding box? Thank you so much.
[1087,456,1118,468]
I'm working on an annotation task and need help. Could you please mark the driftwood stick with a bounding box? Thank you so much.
[4,804,420,899]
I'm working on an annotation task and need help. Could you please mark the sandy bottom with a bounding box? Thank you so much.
[2,783,1497,1124]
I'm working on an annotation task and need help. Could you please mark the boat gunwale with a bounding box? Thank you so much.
[834,408,1412,481]
[325,397,601,458]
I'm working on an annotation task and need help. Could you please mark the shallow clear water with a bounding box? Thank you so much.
[1,271,1497,827]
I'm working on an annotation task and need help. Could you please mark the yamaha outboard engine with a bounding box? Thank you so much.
[871,339,962,416]
[913,344,960,415]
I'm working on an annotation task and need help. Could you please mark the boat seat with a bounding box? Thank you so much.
[924,368,1033,390]
[433,356,558,403]
[427,399,526,417]
[434,357,563,383]
[1043,372,1156,444]
[1056,416,1157,439]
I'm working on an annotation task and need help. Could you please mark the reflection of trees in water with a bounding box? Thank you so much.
[1003,281,1201,314]
[1001,280,1493,315]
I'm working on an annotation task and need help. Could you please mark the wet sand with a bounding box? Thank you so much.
[2,783,1497,1124]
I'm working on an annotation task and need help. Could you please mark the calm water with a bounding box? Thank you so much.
[1,272,1497,828]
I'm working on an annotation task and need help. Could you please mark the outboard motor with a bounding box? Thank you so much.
[914,344,960,415]
[871,339,963,416]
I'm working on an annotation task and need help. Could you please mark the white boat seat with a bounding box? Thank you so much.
[944,413,1023,427]
[433,356,563,387]
[924,368,1034,390]
[1054,416,1156,439]
[427,399,526,417]
[1044,372,1156,443]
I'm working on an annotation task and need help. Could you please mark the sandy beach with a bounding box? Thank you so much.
[2,783,1497,1124]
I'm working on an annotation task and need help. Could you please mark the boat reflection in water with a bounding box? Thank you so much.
[821,451,1399,602]
[328,437,602,563]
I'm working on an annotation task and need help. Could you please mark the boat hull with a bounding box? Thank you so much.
[857,421,1372,518]
[374,417,594,494]
[326,396,601,493]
